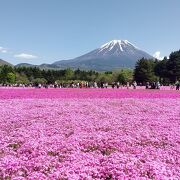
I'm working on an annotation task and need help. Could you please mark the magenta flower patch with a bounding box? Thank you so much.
[0,88,179,179]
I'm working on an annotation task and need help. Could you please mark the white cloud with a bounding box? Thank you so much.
[153,51,164,60]
[0,47,8,53]
[14,53,38,59]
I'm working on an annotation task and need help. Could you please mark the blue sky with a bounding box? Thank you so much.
[0,0,180,65]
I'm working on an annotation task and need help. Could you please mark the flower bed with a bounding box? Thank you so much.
[0,89,179,179]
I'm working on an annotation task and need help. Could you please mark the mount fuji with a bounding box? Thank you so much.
[16,40,153,71]
[52,40,153,71]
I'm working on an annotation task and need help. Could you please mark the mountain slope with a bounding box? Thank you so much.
[15,63,36,68]
[53,40,153,71]
[0,59,13,66]
[15,63,60,70]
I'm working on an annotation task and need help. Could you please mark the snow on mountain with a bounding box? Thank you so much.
[17,40,153,71]
[100,40,138,52]
[53,40,153,71]
[97,40,139,56]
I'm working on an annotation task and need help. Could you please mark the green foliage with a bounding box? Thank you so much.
[134,58,158,84]
[97,74,113,83]
[15,73,30,84]
[117,69,133,84]
[0,65,15,83]
[154,57,168,78]
[32,78,47,85]
[154,57,169,83]
[7,72,16,83]
[64,68,74,80]
[166,50,180,81]
[154,51,180,83]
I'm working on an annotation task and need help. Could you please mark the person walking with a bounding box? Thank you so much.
[117,82,120,89]
[94,81,97,88]
[146,82,149,89]
[175,80,180,90]
[126,82,130,89]
[156,81,160,89]
[112,82,115,89]
[132,81,137,89]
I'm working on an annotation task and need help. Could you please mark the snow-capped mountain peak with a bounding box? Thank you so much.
[100,40,138,52]
[68,39,150,61]
[94,39,139,57]
[53,39,153,71]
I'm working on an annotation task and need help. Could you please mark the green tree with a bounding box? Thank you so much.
[32,78,47,85]
[7,72,16,83]
[96,73,113,83]
[15,73,30,84]
[166,50,180,82]
[64,68,74,80]
[117,69,133,84]
[0,65,15,83]
[154,57,168,83]
[134,58,157,84]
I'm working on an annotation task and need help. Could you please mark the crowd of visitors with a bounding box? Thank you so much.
[145,81,160,89]
[0,80,180,90]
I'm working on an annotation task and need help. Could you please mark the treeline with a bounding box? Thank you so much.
[0,50,179,85]
[134,50,180,84]
[0,65,133,85]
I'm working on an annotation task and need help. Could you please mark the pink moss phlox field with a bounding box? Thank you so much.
[0,89,180,179]
[0,88,179,99]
